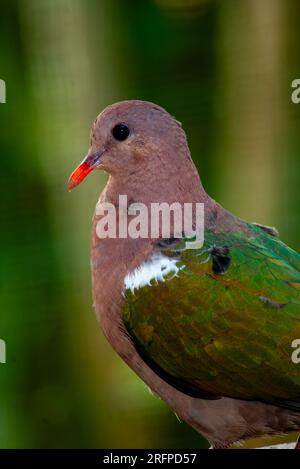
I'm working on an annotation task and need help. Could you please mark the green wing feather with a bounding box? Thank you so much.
[122,224,300,404]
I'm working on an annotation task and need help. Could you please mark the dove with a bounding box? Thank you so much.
[68,100,300,448]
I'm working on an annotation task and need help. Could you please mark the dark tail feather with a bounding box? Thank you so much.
[276,399,300,412]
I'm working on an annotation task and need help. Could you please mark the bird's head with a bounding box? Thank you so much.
[68,100,192,191]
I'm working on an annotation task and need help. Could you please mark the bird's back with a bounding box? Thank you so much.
[122,223,300,407]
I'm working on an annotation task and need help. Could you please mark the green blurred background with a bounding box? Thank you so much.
[0,0,300,449]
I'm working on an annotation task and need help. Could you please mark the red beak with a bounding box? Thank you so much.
[67,149,104,191]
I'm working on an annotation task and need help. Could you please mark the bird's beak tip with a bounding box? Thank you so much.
[68,149,105,192]
[67,160,94,192]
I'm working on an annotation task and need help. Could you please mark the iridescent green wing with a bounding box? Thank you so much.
[122,224,300,405]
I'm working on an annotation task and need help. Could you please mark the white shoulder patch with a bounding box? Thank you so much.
[124,254,184,294]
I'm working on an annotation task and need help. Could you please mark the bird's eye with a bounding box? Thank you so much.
[112,123,130,141]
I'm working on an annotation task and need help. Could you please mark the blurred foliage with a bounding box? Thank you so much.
[0,0,299,449]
